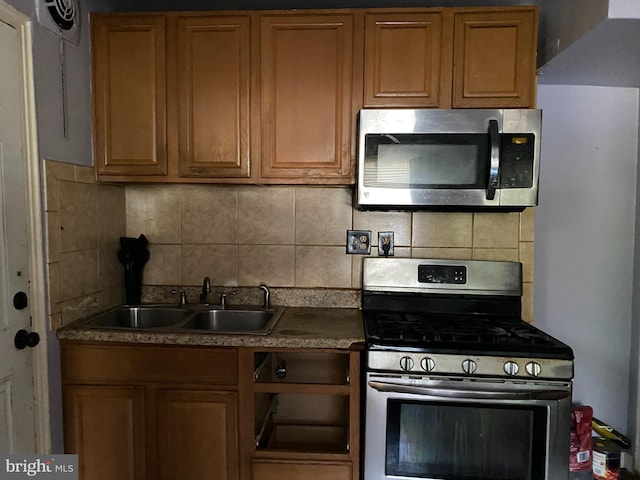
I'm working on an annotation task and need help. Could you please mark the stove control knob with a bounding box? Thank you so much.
[461,359,477,374]
[420,357,435,372]
[525,361,542,377]
[399,356,414,371]
[504,361,520,376]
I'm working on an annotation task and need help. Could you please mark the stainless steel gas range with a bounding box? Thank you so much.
[361,258,574,480]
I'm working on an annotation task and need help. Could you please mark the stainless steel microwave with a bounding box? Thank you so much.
[356,109,541,210]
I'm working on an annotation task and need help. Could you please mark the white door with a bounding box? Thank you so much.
[0,17,38,453]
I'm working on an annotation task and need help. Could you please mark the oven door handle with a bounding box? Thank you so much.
[368,381,570,401]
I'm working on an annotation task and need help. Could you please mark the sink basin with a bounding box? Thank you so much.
[180,308,284,334]
[81,304,285,335]
[88,306,192,329]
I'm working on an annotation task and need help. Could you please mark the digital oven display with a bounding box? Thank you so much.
[418,265,467,284]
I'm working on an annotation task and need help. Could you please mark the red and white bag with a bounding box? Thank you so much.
[570,406,593,473]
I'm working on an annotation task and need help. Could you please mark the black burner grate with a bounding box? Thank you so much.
[366,310,569,357]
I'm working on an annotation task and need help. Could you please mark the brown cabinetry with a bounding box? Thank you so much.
[91,7,538,183]
[452,9,537,107]
[260,14,358,183]
[61,342,361,480]
[156,390,239,480]
[92,15,167,176]
[364,12,449,108]
[63,385,146,480]
[176,16,251,178]
[363,7,537,108]
[252,460,352,480]
[92,13,252,183]
[61,342,239,480]
[247,349,360,480]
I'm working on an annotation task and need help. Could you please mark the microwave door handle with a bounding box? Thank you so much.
[368,380,570,401]
[486,119,500,200]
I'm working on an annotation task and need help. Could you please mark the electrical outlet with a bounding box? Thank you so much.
[346,230,371,254]
[378,231,394,257]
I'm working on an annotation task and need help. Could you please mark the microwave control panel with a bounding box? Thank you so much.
[500,133,535,188]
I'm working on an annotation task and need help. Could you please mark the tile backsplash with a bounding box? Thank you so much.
[43,161,535,327]
[126,184,535,321]
[45,161,126,328]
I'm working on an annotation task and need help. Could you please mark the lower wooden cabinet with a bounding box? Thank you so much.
[247,349,361,480]
[252,460,352,480]
[63,385,146,480]
[61,343,239,480]
[61,342,361,480]
[156,390,239,480]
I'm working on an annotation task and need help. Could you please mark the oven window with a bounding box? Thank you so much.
[363,134,489,188]
[386,400,547,480]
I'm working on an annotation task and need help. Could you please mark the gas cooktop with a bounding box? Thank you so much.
[364,311,573,359]
[361,258,574,380]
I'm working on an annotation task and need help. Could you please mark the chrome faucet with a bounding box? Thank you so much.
[220,290,238,309]
[259,283,270,308]
[200,276,211,304]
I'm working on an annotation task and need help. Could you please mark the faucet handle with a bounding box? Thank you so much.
[220,290,238,308]
[259,283,270,309]
[178,291,187,307]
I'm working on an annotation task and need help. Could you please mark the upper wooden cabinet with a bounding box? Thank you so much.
[451,9,537,107]
[92,15,168,176]
[363,7,537,109]
[260,14,357,183]
[364,12,449,108]
[91,6,538,184]
[91,12,252,182]
[176,16,251,178]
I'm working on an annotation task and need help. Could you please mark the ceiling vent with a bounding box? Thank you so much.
[36,0,80,46]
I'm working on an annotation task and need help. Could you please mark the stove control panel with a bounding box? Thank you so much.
[418,265,467,284]
[368,351,574,380]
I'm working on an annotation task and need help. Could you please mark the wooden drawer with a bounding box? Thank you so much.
[61,342,237,385]
[252,460,351,480]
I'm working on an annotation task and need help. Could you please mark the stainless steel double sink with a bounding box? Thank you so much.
[82,304,285,335]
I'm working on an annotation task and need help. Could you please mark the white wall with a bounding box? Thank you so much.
[5,0,96,166]
[535,84,638,432]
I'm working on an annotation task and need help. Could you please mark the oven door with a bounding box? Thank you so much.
[365,373,571,480]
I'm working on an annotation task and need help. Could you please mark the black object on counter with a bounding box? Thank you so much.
[118,234,150,305]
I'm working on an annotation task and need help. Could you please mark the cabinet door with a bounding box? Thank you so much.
[92,15,167,176]
[63,385,146,480]
[252,460,352,480]
[156,390,238,480]
[260,14,355,182]
[364,12,447,107]
[177,16,251,178]
[452,9,537,108]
